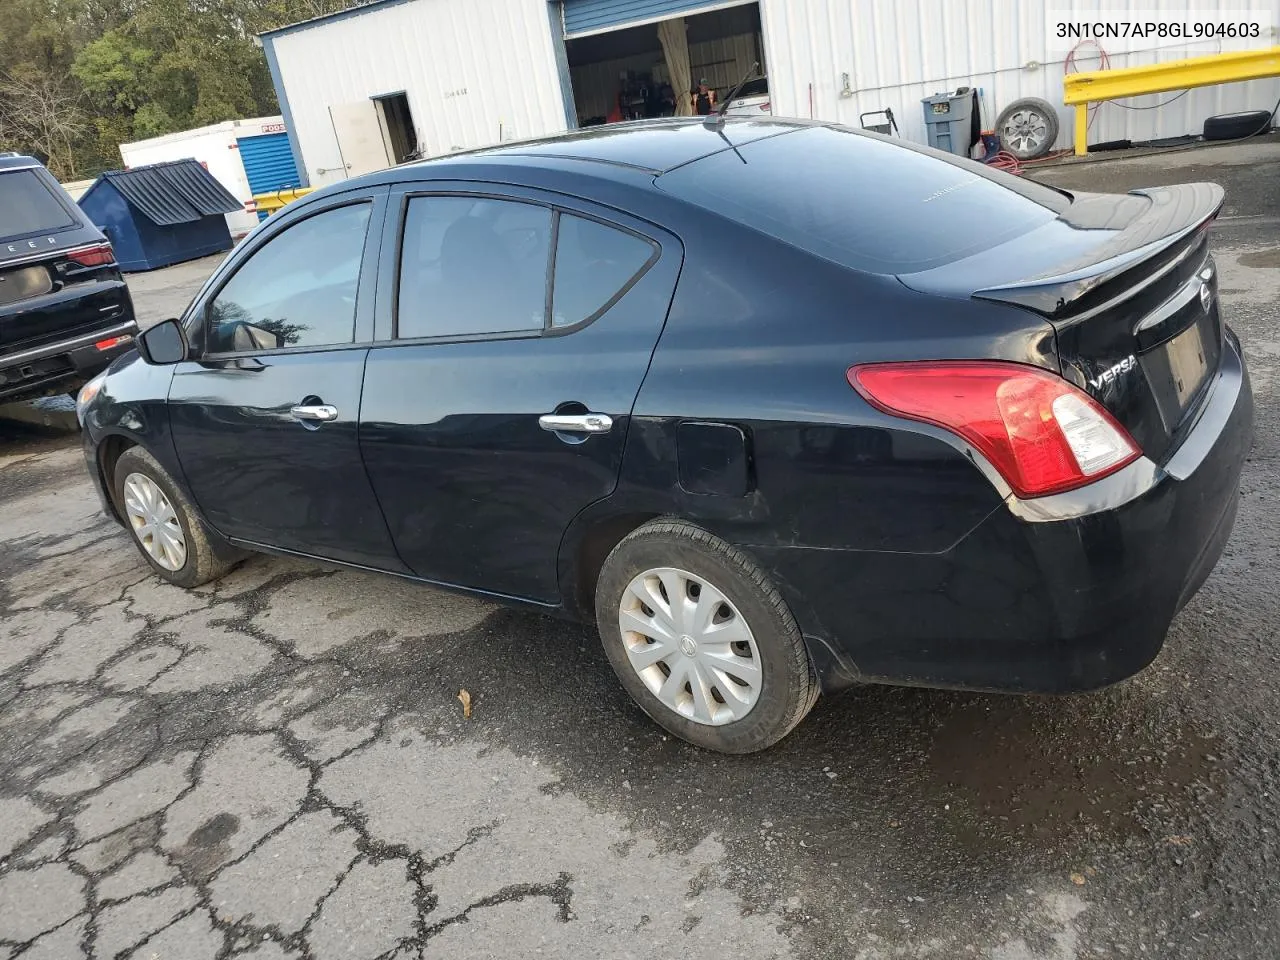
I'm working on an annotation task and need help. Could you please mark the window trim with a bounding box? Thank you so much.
[195,198,378,361]
[392,192,553,342]
[389,190,659,346]
[546,210,660,337]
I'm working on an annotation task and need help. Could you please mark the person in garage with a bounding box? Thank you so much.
[691,79,717,116]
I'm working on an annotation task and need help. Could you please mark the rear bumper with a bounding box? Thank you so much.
[0,319,138,402]
[761,331,1254,694]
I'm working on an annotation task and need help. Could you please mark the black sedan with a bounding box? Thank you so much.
[78,117,1253,754]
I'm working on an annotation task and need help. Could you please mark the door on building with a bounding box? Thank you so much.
[328,101,391,179]
[238,132,302,221]
[561,1,767,128]
[328,94,420,180]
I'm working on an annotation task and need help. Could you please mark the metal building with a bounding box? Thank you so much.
[261,0,1280,187]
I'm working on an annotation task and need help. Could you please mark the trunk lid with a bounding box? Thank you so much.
[899,182,1225,464]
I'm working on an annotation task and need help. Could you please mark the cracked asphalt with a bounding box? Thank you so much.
[2,142,1279,959]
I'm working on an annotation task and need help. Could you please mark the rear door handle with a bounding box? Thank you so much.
[291,404,339,423]
[538,412,613,434]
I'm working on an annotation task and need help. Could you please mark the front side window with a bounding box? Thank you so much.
[398,196,552,339]
[206,203,371,354]
[551,214,655,328]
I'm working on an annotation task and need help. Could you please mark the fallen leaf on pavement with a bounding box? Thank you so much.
[458,688,472,718]
[1166,835,1194,846]
[1070,873,1086,886]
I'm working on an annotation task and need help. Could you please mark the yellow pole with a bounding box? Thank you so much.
[1074,104,1088,157]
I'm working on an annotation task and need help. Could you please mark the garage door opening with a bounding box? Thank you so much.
[565,3,768,128]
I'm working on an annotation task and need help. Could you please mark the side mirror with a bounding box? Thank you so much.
[137,318,188,365]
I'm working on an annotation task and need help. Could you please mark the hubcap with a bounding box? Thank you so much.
[618,567,762,726]
[122,473,187,572]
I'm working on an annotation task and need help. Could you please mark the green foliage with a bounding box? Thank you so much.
[0,0,360,179]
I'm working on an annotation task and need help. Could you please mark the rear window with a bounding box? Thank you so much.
[656,125,1068,275]
[0,170,78,242]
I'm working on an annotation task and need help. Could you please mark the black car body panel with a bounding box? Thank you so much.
[80,118,1254,698]
[1,155,138,403]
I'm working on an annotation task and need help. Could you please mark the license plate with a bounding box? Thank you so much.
[1165,319,1210,411]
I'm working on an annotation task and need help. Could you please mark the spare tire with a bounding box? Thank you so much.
[1203,110,1273,141]
[995,97,1060,160]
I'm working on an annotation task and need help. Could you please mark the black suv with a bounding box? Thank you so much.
[0,153,138,406]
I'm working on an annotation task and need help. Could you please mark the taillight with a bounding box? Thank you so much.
[94,335,131,351]
[848,361,1140,499]
[67,243,115,267]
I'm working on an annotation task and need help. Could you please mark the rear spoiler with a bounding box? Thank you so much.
[972,182,1224,319]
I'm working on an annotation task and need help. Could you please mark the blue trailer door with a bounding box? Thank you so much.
[238,132,301,221]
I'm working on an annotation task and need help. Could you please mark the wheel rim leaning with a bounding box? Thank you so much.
[122,473,187,572]
[1001,108,1049,156]
[618,566,763,726]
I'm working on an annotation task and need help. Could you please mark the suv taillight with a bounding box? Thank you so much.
[848,361,1141,499]
[66,243,115,267]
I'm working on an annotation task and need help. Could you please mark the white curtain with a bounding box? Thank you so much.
[658,18,693,117]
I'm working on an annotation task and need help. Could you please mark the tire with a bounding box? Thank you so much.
[113,446,236,588]
[995,97,1060,160]
[594,519,819,754]
[1203,110,1273,141]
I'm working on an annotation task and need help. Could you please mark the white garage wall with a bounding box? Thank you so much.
[269,0,569,187]
[760,0,1280,151]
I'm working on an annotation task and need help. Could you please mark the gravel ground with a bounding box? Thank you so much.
[0,142,1277,959]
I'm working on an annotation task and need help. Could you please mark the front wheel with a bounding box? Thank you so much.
[594,520,819,753]
[113,446,237,588]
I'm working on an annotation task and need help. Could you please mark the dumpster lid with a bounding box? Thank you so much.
[94,159,240,226]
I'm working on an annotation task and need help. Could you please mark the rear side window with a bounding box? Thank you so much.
[551,214,655,328]
[656,125,1067,274]
[206,202,370,354]
[0,170,78,242]
[398,196,552,338]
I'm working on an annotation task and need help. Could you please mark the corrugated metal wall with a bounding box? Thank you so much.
[270,0,567,187]
[760,0,1280,151]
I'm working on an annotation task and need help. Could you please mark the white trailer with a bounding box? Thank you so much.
[119,116,299,238]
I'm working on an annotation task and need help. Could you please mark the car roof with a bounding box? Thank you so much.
[401,117,808,177]
[0,153,43,173]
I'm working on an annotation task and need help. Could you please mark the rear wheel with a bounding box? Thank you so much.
[595,520,818,753]
[113,446,236,588]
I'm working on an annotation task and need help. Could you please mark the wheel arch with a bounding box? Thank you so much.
[95,432,138,522]
[557,508,663,623]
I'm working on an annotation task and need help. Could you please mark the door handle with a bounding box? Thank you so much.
[290,404,339,423]
[538,412,613,434]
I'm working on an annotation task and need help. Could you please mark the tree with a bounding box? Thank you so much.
[1,0,365,179]
[0,70,88,179]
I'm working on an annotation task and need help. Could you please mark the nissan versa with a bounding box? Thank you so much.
[78,118,1253,754]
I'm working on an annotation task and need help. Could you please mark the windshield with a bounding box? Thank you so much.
[656,125,1069,274]
[0,169,78,243]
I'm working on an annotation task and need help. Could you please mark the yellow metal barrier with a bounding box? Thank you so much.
[246,187,313,217]
[1063,46,1280,155]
